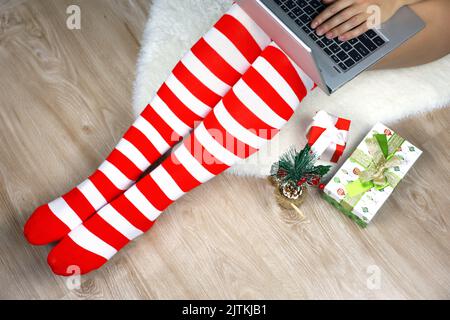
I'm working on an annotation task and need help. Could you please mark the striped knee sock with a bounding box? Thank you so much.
[24,4,270,245]
[47,43,314,275]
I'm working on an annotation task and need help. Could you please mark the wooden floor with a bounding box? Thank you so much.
[0,0,449,300]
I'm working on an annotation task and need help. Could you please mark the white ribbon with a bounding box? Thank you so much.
[308,110,348,161]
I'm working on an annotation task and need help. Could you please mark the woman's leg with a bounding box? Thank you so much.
[24,4,271,245]
[47,43,315,276]
[373,0,450,69]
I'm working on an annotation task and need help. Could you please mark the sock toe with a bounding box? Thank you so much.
[47,236,107,276]
[24,205,70,245]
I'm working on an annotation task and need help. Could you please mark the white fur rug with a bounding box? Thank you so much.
[133,0,450,177]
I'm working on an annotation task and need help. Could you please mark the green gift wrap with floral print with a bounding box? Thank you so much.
[322,123,422,227]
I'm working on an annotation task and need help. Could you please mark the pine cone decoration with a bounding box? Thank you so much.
[274,181,307,210]
[269,145,331,211]
[281,181,303,200]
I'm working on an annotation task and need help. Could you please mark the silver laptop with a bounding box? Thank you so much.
[238,0,425,94]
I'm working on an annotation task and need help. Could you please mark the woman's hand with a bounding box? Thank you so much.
[311,0,403,41]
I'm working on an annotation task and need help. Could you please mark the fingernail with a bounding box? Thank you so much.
[326,32,333,39]
[311,21,317,28]
[338,35,346,41]
[316,29,323,36]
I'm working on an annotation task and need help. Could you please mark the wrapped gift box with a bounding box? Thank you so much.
[322,123,422,227]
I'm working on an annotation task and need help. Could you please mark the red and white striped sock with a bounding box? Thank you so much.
[47,43,315,276]
[24,4,271,245]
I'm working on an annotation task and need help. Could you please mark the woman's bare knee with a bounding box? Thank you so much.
[411,0,450,51]
[374,0,450,69]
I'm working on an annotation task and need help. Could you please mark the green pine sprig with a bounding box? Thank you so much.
[271,144,331,185]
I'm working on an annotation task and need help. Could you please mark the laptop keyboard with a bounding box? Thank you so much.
[273,0,386,72]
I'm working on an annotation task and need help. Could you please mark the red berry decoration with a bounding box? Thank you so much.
[307,176,320,186]
[277,169,286,176]
[319,183,325,190]
[297,177,307,186]
[384,129,392,136]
